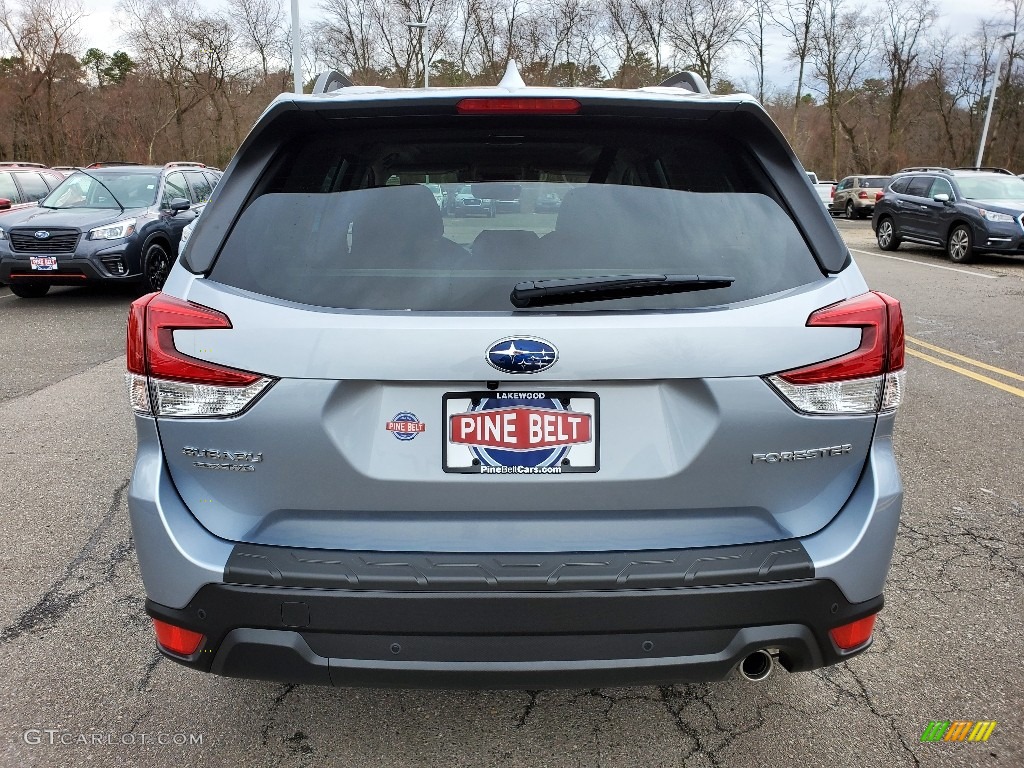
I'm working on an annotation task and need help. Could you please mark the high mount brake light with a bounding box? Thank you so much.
[767,292,905,415]
[126,292,273,418]
[456,98,581,115]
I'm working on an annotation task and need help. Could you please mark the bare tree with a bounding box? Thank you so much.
[923,29,983,164]
[667,0,747,87]
[742,0,773,102]
[773,0,817,137]
[315,0,389,82]
[808,0,871,178]
[227,0,288,80]
[0,0,86,159]
[880,0,936,166]
[117,0,239,161]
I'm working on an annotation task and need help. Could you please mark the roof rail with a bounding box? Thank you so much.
[86,161,142,168]
[657,72,710,95]
[164,161,207,169]
[312,70,354,94]
[895,166,952,174]
[0,161,47,168]
[951,166,1015,175]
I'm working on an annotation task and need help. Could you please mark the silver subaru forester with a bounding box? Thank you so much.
[126,65,905,688]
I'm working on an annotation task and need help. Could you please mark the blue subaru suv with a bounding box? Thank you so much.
[872,167,1024,263]
[126,65,906,689]
[0,163,220,297]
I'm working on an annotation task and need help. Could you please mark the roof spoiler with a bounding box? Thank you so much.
[658,72,710,95]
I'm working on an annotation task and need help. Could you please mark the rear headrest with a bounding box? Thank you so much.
[554,186,620,237]
[350,185,444,255]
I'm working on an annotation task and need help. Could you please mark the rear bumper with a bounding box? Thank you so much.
[129,414,901,688]
[148,580,882,689]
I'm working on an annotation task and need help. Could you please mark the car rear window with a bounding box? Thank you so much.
[862,177,888,188]
[209,117,824,312]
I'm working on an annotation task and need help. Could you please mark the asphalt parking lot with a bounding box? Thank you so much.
[1,218,1022,767]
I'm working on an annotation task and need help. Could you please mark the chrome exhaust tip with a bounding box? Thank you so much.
[738,649,774,682]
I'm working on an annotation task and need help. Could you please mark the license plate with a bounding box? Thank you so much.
[30,256,57,271]
[443,391,599,474]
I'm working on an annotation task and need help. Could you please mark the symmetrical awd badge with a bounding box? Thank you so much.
[485,337,558,374]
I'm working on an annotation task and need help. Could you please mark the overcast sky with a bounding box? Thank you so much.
[82,0,1015,91]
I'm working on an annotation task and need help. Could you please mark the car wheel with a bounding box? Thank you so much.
[846,201,856,220]
[9,282,50,298]
[143,241,173,292]
[946,225,974,263]
[876,217,901,251]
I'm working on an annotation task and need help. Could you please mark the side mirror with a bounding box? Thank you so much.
[0,198,10,210]
[168,197,191,213]
[932,193,950,204]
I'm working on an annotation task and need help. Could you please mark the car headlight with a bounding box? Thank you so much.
[88,218,137,240]
[977,208,1015,223]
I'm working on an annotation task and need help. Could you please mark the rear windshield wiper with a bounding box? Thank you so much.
[510,274,735,308]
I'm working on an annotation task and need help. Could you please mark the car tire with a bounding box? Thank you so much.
[846,201,857,220]
[876,217,901,251]
[9,282,50,298]
[946,224,974,263]
[143,240,173,292]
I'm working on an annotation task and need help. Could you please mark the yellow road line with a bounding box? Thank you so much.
[905,336,1024,384]
[906,349,1024,399]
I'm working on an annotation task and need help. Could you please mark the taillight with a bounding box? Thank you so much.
[127,292,273,418]
[829,613,877,651]
[152,618,205,656]
[875,191,884,202]
[456,97,581,115]
[830,186,836,199]
[858,191,869,199]
[767,292,905,415]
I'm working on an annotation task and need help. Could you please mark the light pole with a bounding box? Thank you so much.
[290,0,302,94]
[975,31,1016,168]
[406,20,429,88]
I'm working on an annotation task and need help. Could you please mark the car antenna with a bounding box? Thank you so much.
[498,60,525,90]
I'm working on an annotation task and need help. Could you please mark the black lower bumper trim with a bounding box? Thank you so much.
[224,539,815,591]
[147,580,882,689]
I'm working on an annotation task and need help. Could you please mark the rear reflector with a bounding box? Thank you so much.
[829,613,877,651]
[152,618,204,656]
[456,98,581,115]
[767,292,905,415]
[127,292,274,418]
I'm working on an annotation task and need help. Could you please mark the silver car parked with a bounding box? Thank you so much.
[127,64,905,689]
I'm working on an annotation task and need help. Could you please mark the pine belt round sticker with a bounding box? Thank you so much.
[386,412,426,441]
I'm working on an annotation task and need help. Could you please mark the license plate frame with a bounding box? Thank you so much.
[443,390,599,475]
[29,256,58,271]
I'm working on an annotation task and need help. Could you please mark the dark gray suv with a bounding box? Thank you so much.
[0,163,220,297]
[127,66,905,689]
[872,167,1024,263]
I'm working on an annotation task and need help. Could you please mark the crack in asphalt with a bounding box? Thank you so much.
[844,664,922,768]
[0,478,132,645]
[261,684,297,747]
[513,690,540,730]
[657,685,716,765]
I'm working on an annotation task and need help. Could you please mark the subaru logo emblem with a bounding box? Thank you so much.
[33,230,50,239]
[485,337,558,375]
